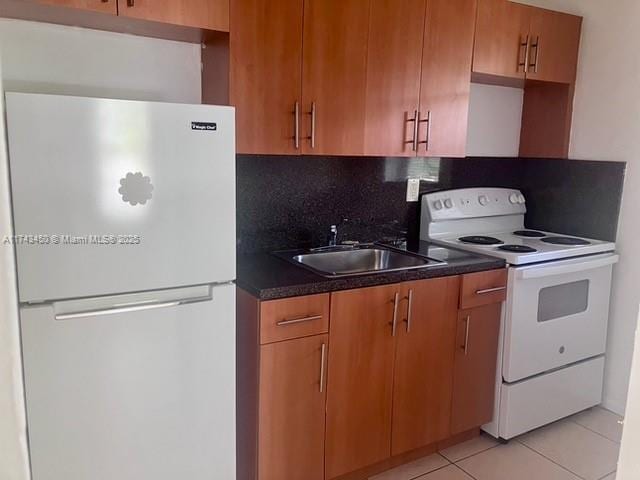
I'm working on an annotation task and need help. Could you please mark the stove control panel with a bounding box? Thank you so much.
[422,188,526,221]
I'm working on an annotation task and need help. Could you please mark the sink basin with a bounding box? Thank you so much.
[282,246,444,277]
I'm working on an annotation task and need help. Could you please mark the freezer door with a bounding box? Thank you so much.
[20,284,236,480]
[5,93,235,302]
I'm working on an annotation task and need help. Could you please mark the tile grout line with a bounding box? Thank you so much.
[443,442,501,463]
[516,439,589,480]
[373,453,451,480]
[452,462,481,480]
[596,471,616,480]
[407,460,453,480]
[568,418,622,445]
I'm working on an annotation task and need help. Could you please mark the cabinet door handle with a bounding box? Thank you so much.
[418,111,431,152]
[529,36,540,73]
[476,286,506,295]
[126,0,134,6]
[519,34,530,73]
[276,314,322,326]
[404,289,413,333]
[463,316,471,355]
[390,292,400,336]
[319,343,327,393]
[306,102,316,149]
[405,110,419,152]
[293,101,300,149]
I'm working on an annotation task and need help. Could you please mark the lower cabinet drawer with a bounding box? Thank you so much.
[460,269,507,309]
[259,293,330,344]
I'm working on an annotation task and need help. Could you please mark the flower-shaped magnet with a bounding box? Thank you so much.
[118,172,154,206]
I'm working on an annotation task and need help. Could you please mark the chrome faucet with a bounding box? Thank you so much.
[328,225,338,247]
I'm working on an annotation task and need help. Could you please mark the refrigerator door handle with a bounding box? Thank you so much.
[55,292,215,321]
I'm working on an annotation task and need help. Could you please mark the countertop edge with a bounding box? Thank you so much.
[237,258,506,301]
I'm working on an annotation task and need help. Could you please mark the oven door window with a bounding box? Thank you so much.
[538,279,590,322]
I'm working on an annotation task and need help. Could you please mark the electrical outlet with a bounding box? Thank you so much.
[406,178,420,202]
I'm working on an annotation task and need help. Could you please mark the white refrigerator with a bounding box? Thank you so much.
[5,92,236,480]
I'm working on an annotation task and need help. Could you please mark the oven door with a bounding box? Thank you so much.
[502,252,618,383]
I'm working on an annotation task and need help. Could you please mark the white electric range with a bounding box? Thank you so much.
[420,187,619,440]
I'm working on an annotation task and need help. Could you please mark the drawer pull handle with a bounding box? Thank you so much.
[276,315,322,327]
[293,101,300,149]
[404,289,414,333]
[476,286,506,295]
[463,316,471,355]
[518,34,530,73]
[405,110,419,152]
[319,343,327,393]
[390,292,400,336]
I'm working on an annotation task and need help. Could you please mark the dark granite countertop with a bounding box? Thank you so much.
[237,242,506,301]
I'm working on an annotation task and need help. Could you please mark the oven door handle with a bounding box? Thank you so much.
[515,253,619,280]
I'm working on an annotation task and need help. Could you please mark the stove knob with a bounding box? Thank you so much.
[509,193,519,204]
[478,195,489,206]
[518,194,526,204]
[433,200,444,211]
[444,198,454,209]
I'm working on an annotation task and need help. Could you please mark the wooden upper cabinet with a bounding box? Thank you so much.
[474,0,581,85]
[35,0,116,14]
[118,0,229,31]
[258,334,327,480]
[229,0,303,154]
[473,0,532,81]
[301,0,370,155]
[451,303,501,434]
[325,283,399,479]
[526,8,582,84]
[419,0,477,157]
[363,0,426,157]
[391,276,460,456]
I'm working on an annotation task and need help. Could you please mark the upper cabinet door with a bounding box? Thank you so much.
[391,277,460,456]
[473,0,531,81]
[418,0,477,157]
[230,0,304,154]
[526,9,582,84]
[301,0,370,155]
[118,0,230,31]
[363,0,426,157]
[325,283,399,479]
[36,0,116,14]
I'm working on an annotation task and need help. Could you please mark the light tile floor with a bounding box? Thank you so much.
[369,407,622,480]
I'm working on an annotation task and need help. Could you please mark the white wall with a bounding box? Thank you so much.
[467,83,524,157]
[0,19,203,480]
[512,0,640,415]
[0,19,202,102]
[618,312,640,480]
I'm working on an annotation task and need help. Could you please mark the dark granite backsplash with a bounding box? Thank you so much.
[237,155,626,254]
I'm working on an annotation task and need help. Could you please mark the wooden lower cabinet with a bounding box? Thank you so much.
[451,303,502,434]
[258,334,328,480]
[391,276,460,455]
[240,269,504,480]
[325,283,399,479]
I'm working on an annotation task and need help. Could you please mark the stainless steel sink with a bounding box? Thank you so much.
[279,246,445,277]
